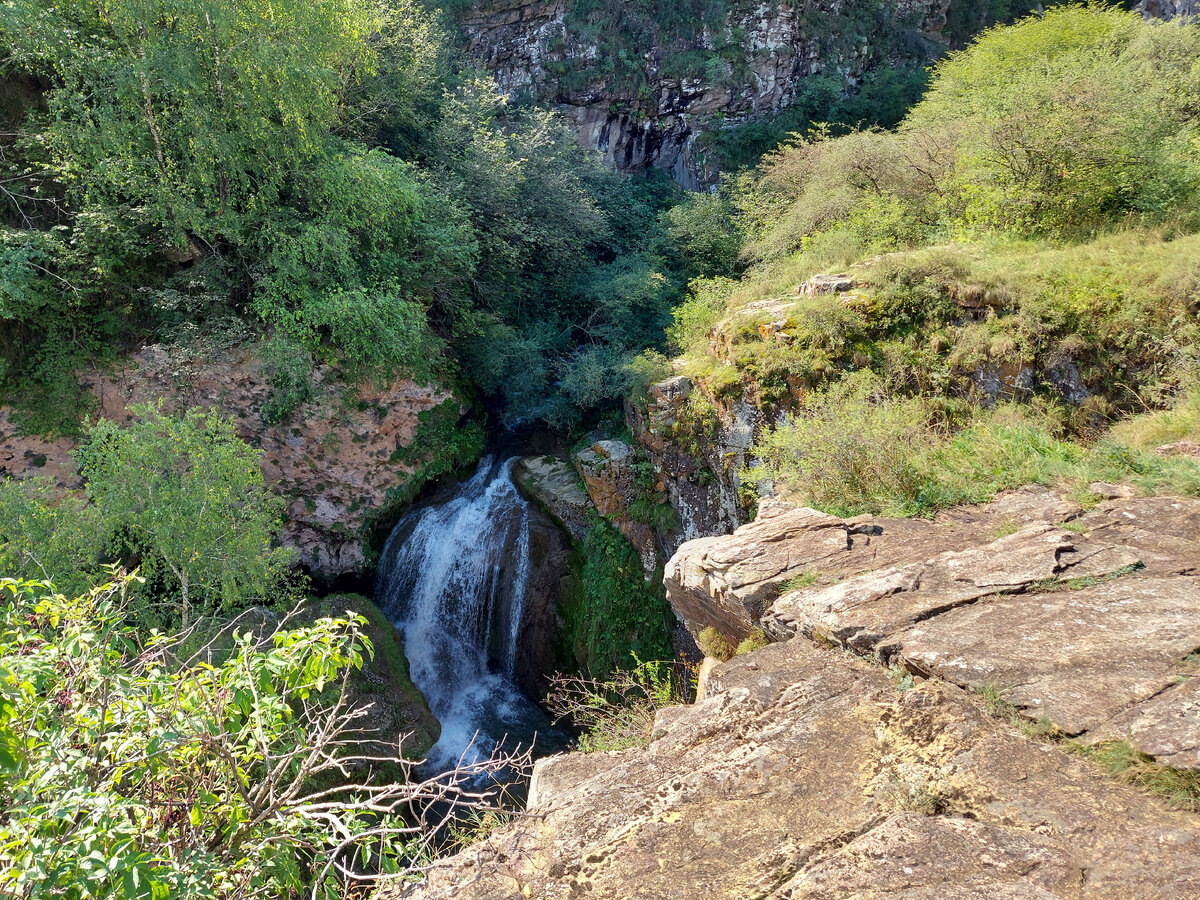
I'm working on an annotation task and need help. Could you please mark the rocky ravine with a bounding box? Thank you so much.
[457,0,954,186]
[0,343,463,576]
[457,0,1192,186]
[387,486,1200,899]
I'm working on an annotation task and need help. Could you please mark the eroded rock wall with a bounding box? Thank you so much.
[0,343,468,576]
[457,0,952,186]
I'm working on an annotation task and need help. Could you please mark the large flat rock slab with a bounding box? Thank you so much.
[763,524,1142,650]
[1085,673,1200,768]
[665,489,1087,641]
[389,641,1200,900]
[889,576,1200,735]
[1077,497,1200,576]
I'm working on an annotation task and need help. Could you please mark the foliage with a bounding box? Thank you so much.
[559,522,674,677]
[750,391,1200,519]
[748,381,935,516]
[660,193,740,279]
[75,405,292,628]
[0,478,103,599]
[0,574,521,898]
[696,626,733,662]
[0,0,687,434]
[667,277,733,355]
[738,8,1200,262]
[1072,740,1200,813]
[377,397,487,518]
[546,657,693,753]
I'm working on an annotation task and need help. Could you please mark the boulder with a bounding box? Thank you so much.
[515,455,592,542]
[669,492,1200,764]
[664,487,1086,644]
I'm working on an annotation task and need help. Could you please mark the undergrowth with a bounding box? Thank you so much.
[546,657,695,753]
[1070,741,1200,813]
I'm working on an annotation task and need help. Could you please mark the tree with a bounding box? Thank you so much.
[0,0,383,246]
[75,405,290,627]
[0,574,525,898]
[0,477,103,598]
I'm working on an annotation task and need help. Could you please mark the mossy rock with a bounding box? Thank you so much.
[311,593,440,762]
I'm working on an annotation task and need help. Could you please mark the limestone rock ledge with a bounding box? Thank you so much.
[384,639,1200,899]
[0,343,462,576]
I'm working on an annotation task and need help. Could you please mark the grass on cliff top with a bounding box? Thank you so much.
[746,383,1200,519]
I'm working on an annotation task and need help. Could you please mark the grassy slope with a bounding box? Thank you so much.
[667,228,1200,518]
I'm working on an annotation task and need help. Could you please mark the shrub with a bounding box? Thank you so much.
[558,522,675,677]
[0,575,519,898]
[667,277,734,354]
[546,657,693,753]
[748,384,935,516]
[75,405,293,628]
[661,193,741,279]
[697,626,734,661]
[734,629,770,656]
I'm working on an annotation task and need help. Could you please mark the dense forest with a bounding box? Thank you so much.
[0,0,1198,897]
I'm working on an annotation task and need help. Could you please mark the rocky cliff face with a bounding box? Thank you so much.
[1138,0,1198,19]
[385,486,1200,900]
[0,342,470,576]
[456,0,952,186]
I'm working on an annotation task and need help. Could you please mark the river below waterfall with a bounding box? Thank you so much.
[375,455,566,773]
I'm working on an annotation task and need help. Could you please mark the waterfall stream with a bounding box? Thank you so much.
[375,456,561,771]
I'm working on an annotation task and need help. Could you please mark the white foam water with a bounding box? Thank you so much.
[375,456,557,772]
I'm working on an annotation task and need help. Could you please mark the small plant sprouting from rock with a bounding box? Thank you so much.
[889,664,915,693]
[443,808,514,855]
[977,685,1061,740]
[875,769,949,816]
[782,570,819,593]
[546,658,695,753]
[697,626,734,661]
[735,629,770,657]
[1071,741,1200,813]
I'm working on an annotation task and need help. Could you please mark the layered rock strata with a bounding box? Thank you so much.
[668,490,1200,764]
[389,636,1200,899]
[456,0,953,186]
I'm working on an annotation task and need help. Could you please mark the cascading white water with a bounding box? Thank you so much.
[375,456,557,771]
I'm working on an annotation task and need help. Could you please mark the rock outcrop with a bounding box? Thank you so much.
[667,489,1200,763]
[515,455,593,542]
[455,0,953,186]
[387,637,1200,899]
[0,343,468,576]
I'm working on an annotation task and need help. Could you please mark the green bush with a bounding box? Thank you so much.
[75,405,293,629]
[0,574,449,898]
[751,396,1200,519]
[546,657,693,753]
[737,7,1200,263]
[748,382,935,516]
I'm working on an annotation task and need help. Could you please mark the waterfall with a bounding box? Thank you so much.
[375,456,557,771]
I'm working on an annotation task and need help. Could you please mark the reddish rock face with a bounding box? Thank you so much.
[0,343,456,576]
